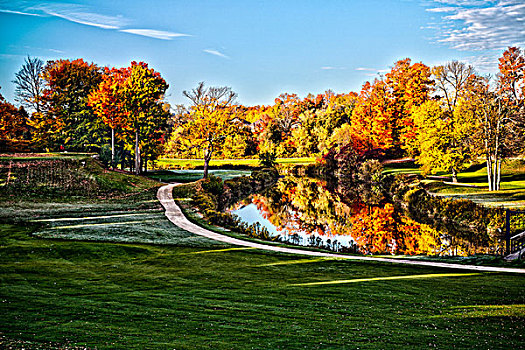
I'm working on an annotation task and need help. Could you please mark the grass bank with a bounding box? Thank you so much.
[1,221,525,349]
[384,159,525,209]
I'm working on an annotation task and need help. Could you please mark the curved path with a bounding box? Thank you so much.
[158,184,525,274]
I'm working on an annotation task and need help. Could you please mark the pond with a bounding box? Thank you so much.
[230,175,450,255]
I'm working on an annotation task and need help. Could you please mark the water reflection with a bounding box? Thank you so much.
[230,176,441,255]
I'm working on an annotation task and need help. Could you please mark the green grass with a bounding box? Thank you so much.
[1,221,525,349]
[146,169,252,183]
[0,152,95,160]
[156,157,316,169]
[382,160,422,175]
[425,160,525,209]
[1,156,524,348]
[383,159,525,209]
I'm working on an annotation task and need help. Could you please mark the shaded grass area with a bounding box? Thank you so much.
[146,169,252,183]
[0,156,161,199]
[0,188,224,248]
[0,152,94,160]
[1,223,525,349]
[156,157,316,170]
[382,160,421,175]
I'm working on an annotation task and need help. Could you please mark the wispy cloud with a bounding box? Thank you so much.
[0,2,191,41]
[48,48,65,54]
[30,3,127,29]
[355,67,389,74]
[120,29,191,40]
[321,66,346,70]
[203,49,229,59]
[0,9,43,17]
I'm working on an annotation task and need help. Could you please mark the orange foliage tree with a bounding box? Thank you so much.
[88,67,131,166]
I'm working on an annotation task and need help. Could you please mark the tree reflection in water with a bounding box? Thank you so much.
[230,176,441,255]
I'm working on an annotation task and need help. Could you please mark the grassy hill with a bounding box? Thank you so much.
[1,155,524,349]
[0,154,160,199]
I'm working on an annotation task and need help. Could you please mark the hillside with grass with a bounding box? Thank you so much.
[0,154,160,199]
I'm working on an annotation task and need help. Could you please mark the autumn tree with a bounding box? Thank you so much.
[291,92,357,156]
[0,88,31,141]
[432,61,474,114]
[496,46,525,155]
[413,100,475,182]
[42,58,104,150]
[120,62,169,174]
[385,58,433,154]
[350,79,393,154]
[12,56,45,114]
[168,82,243,178]
[88,67,131,167]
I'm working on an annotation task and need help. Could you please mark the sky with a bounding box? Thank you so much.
[1,0,524,108]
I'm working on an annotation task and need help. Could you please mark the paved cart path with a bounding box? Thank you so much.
[158,183,525,274]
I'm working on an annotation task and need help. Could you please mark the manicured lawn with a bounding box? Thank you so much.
[155,157,316,169]
[0,152,94,160]
[1,157,524,349]
[1,197,525,349]
[146,169,252,183]
[384,159,525,209]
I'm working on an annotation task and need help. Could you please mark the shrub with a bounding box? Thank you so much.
[258,151,277,168]
[201,175,224,196]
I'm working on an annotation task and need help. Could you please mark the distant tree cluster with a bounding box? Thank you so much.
[2,47,524,183]
[5,57,169,174]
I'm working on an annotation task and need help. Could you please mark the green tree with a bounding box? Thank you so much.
[413,100,475,182]
[120,62,169,174]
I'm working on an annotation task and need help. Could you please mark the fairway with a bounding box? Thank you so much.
[1,221,525,349]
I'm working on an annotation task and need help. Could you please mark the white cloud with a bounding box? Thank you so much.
[1,2,191,41]
[427,0,525,51]
[120,29,191,40]
[30,3,128,29]
[203,49,229,59]
[426,7,457,13]
[355,67,376,71]
[0,9,43,17]
[322,66,346,70]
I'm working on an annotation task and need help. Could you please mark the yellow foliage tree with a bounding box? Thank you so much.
[413,100,476,182]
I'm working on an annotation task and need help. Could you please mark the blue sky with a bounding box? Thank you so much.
[1,0,524,107]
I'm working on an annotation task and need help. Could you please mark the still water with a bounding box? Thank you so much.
[230,175,444,255]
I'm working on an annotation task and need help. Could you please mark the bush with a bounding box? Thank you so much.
[258,151,277,168]
[201,175,224,196]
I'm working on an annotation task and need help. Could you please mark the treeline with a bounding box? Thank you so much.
[1,47,524,186]
[2,58,169,174]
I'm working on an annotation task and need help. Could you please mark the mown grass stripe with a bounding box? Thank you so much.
[32,213,160,222]
[185,247,257,254]
[256,257,340,267]
[51,220,150,229]
[290,273,482,286]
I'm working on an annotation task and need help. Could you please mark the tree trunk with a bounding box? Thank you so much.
[203,143,214,179]
[496,158,502,191]
[487,157,493,191]
[111,128,115,169]
[134,130,141,175]
[203,156,210,179]
[451,167,458,183]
